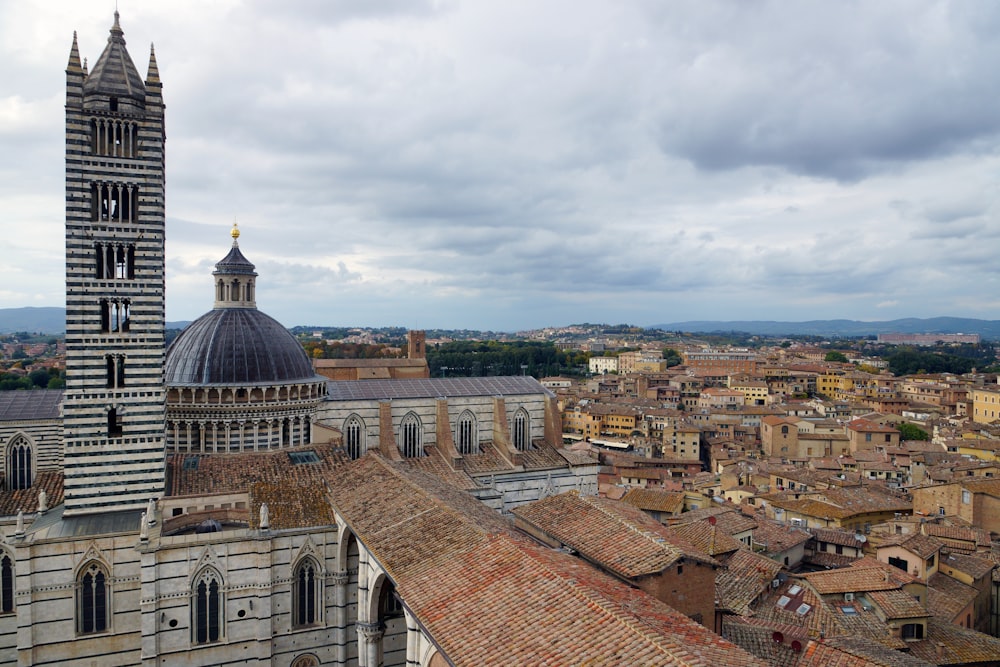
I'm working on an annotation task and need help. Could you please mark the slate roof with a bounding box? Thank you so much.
[165,308,319,386]
[512,491,717,579]
[0,390,62,422]
[82,12,146,102]
[327,455,768,666]
[325,376,555,401]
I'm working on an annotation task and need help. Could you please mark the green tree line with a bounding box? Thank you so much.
[427,341,589,378]
[0,367,64,391]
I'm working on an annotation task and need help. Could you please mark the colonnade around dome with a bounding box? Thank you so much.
[165,380,327,452]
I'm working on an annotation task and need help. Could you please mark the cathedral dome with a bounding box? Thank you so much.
[165,225,317,386]
[164,308,315,386]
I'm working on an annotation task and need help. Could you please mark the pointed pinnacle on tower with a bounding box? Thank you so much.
[146,43,160,85]
[111,9,124,40]
[67,31,83,72]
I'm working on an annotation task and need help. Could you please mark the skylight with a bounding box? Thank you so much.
[289,450,320,465]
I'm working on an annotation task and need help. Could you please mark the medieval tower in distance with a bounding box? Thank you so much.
[62,13,166,515]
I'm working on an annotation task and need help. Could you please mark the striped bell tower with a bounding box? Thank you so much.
[62,12,166,515]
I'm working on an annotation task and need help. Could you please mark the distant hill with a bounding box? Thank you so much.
[0,307,65,334]
[653,317,1000,340]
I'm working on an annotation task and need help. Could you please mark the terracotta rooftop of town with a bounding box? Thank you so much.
[326,455,768,666]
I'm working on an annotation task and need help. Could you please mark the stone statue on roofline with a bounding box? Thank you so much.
[259,502,270,530]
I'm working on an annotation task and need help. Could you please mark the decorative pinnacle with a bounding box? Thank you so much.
[231,222,240,245]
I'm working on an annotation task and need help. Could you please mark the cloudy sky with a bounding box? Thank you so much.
[2,1,1000,331]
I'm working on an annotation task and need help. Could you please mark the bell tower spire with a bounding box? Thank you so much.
[63,13,166,515]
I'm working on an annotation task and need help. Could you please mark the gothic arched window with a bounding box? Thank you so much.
[345,415,365,460]
[399,412,422,458]
[7,436,32,490]
[512,408,530,451]
[456,410,478,455]
[193,568,224,644]
[292,558,321,627]
[378,580,404,621]
[1,552,14,614]
[77,561,109,634]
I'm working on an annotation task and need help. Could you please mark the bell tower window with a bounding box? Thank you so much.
[108,408,123,438]
[91,183,138,222]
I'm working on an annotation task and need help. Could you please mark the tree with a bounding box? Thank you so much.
[824,351,849,363]
[897,422,929,441]
[662,348,683,368]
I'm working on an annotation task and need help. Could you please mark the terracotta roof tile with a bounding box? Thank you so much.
[801,567,899,595]
[866,589,929,620]
[0,470,63,517]
[512,492,717,578]
[939,550,996,580]
[907,618,1000,664]
[927,572,978,622]
[716,549,782,615]
[672,506,759,534]
[875,533,943,560]
[670,520,743,557]
[166,443,352,496]
[620,487,686,514]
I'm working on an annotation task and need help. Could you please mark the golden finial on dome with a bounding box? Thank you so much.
[231,221,240,241]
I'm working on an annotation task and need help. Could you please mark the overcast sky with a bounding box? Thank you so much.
[2,1,1000,331]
